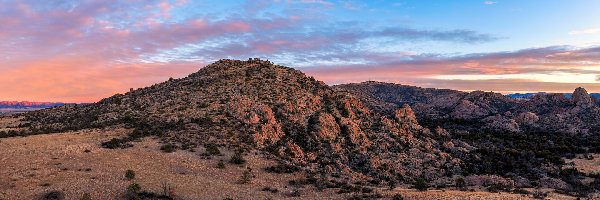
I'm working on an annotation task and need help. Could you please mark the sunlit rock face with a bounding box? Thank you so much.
[573,87,594,108]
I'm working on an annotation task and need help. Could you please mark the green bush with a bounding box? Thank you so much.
[216,160,226,169]
[204,143,221,155]
[229,152,246,164]
[125,169,136,180]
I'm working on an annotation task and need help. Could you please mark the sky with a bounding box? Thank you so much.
[1,0,600,102]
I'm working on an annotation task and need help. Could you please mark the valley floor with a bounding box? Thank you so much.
[0,127,587,200]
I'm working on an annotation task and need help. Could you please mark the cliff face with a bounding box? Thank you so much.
[20,59,460,183]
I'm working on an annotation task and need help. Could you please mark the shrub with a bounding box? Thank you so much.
[125,169,136,180]
[160,144,177,153]
[204,143,221,156]
[392,194,404,200]
[101,138,132,149]
[512,188,529,194]
[413,178,429,191]
[41,191,64,200]
[261,187,279,193]
[216,160,226,169]
[127,183,141,193]
[238,168,253,184]
[229,152,246,164]
[264,163,300,173]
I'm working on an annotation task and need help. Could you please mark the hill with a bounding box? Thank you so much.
[13,59,461,187]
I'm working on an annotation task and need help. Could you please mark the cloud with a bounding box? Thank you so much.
[302,45,600,93]
[0,0,586,102]
[484,1,497,5]
[377,27,499,43]
[569,28,600,35]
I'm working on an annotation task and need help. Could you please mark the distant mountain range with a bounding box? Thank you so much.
[0,101,65,109]
[507,92,600,99]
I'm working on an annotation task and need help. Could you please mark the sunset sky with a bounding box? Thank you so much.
[1,0,600,102]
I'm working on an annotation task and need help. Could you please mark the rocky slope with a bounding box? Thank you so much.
[336,81,600,196]
[335,81,600,135]
[17,59,465,186]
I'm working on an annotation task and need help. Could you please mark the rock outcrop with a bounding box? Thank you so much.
[572,87,594,108]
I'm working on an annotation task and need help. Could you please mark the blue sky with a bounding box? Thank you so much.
[1,0,600,102]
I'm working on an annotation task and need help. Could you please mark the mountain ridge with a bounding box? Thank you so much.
[0,101,65,109]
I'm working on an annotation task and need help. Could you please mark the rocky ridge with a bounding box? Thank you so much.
[335,81,600,135]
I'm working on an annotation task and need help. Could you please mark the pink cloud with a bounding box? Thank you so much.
[1,1,598,103]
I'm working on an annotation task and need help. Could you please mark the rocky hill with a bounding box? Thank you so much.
[16,59,464,186]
